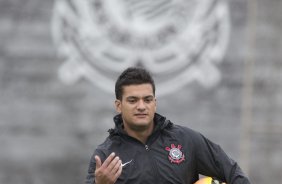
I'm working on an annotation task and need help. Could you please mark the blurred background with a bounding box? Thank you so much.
[0,0,281,184]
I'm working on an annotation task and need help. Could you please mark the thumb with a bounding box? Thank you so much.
[95,155,102,169]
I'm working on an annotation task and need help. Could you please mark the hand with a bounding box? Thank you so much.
[95,152,122,184]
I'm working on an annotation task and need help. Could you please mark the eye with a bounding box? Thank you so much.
[127,98,137,103]
[144,97,154,103]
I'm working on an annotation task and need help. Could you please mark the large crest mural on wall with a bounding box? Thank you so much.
[52,0,230,96]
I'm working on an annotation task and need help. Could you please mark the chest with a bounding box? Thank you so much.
[111,135,197,184]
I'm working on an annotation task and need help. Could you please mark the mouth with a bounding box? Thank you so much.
[134,113,148,118]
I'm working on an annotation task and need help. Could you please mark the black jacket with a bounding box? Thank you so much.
[86,113,250,184]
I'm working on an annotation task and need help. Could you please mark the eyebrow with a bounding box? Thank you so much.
[126,95,154,99]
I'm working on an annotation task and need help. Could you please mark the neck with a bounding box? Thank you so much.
[123,124,154,144]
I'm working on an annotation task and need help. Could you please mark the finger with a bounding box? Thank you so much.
[114,162,122,179]
[108,156,120,172]
[102,152,115,168]
[111,159,122,174]
[95,155,102,170]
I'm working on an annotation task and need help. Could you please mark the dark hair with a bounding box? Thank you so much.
[115,67,155,100]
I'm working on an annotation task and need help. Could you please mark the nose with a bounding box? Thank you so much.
[137,100,146,111]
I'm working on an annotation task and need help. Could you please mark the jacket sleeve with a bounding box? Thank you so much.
[85,149,106,184]
[85,152,96,184]
[194,133,251,184]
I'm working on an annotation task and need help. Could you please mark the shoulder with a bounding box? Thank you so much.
[91,136,122,161]
[167,123,223,154]
[157,116,209,143]
[170,123,202,138]
[166,123,210,146]
[96,135,121,151]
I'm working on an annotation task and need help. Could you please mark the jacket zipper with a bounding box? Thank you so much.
[144,144,160,183]
[122,131,162,182]
[145,144,149,151]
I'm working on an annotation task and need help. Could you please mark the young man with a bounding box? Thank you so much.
[86,67,251,184]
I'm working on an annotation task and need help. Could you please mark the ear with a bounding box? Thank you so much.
[115,99,122,113]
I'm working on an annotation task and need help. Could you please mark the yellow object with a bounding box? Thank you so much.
[194,177,226,184]
[194,177,213,184]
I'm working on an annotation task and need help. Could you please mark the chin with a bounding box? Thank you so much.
[130,123,151,132]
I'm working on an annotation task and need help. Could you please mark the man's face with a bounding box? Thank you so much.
[115,84,156,132]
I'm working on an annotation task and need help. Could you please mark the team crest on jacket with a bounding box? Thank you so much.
[165,144,185,164]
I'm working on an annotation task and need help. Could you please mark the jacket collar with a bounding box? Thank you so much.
[109,113,172,136]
